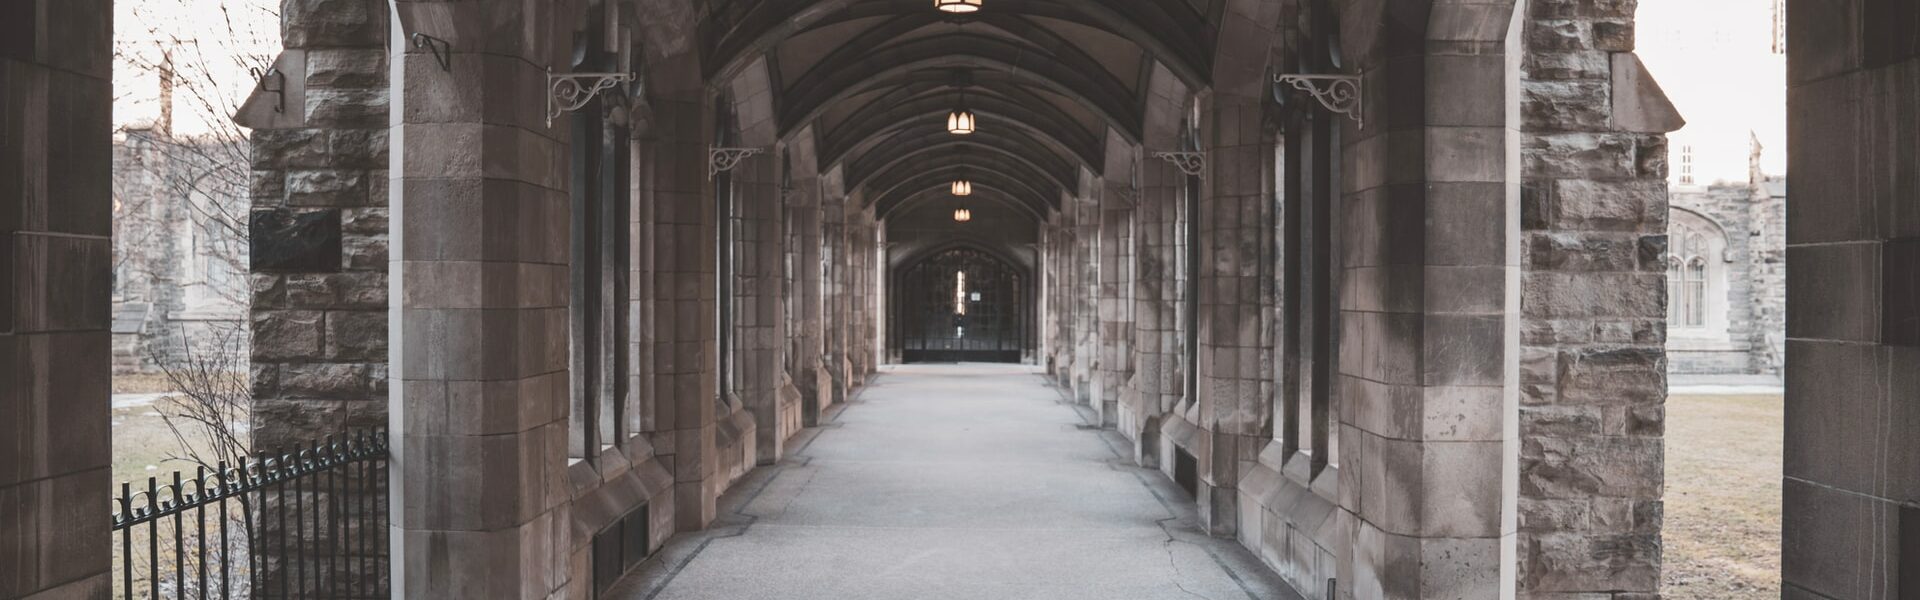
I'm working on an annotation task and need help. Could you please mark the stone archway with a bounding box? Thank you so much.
[892,244,1034,364]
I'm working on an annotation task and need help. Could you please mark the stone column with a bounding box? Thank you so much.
[1190,95,1275,535]
[725,68,789,465]
[1072,188,1102,403]
[788,184,828,424]
[386,3,571,596]
[1125,139,1186,466]
[0,0,113,596]
[1096,184,1135,427]
[1330,5,1527,595]
[1517,0,1679,594]
[847,209,878,381]
[822,182,850,404]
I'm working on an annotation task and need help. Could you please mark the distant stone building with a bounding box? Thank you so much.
[111,127,250,373]
[1665,143,1785,376]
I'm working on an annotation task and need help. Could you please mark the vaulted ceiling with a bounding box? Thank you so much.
[701,0,1229,221]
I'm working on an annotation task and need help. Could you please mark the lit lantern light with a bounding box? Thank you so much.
[951,179,973,196]
[948,107,976,135]
[936,0,981,13]
[954,208,973,223]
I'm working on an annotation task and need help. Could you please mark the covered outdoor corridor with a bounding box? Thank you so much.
[608,364,1295,600]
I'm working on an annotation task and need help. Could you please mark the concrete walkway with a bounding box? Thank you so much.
[608,363,1298,600]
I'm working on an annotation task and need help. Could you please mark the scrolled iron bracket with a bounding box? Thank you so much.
[710,147,766,179]
[1275,73,1364,129]
[1152,151,1206,177]
[547,68,636,127]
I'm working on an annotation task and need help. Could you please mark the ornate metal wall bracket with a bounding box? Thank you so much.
[547,68,636,127]
[710,147,767,179]
[1152,152,1206,177]
[249,66,285,113]
[410,33,451,72]
[1275,74,1364,129]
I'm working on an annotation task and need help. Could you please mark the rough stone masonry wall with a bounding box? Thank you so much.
[1668,184,1759,374]
[1744,178,1784,376]
[248,0,390,450]
[1517,0,1677,594]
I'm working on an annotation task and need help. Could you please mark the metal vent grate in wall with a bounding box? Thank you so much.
[1173,448,1198,498]
[592,503,651,597]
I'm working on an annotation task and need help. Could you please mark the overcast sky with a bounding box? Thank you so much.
[113,0,279,137]
[1637,0,1788,185]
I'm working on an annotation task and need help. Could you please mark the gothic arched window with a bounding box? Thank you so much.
[1668,211,1727,332]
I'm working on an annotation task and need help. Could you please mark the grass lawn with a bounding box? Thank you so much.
[112,372,176,394]
[110,396,229,488]
[1661,393,1782,599]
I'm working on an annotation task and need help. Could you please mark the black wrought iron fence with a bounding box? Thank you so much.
[112,429,390,599]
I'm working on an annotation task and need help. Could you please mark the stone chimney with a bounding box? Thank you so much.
[157,49,174,138]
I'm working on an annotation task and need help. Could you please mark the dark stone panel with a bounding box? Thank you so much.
[0,1,30,61]
[1786,242,1880,342]
[250,208,343,273]
[1782,476,1899,600]
[1783,340,1887,494]
[0,62,29,237]
[42,0,113,79]
[0,250,9,334]
[1873,62,1920,239]
[1886,237,1920,345]
[1864,0,1920,67]
[44,70,113,236]
[1905,503,1920,600]
[1787,0,1860,86]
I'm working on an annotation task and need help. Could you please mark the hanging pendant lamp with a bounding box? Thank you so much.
[951,179,973,196]
[954,207,973,223]
[948,101,975,135]
[948,69,976,135]
[936,0,982,13]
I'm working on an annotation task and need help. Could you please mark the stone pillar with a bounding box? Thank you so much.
[1072,187,1101,403]
[245,0,390,450]
[1190,95,1275,535]
[0,0,114,596]
[1781,0,1920,595]
[724,68,790,465]
[1323,3,1532,595]
[1517,0,1679,594]
[646,102,723,530]
[1125,137,1186,465]
[386,3,571,596]
[822,182,850,404]
[1096,185,1135,427]
[1045,219,1070,377]
[847,209,878,381]
[783,150,829,425]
